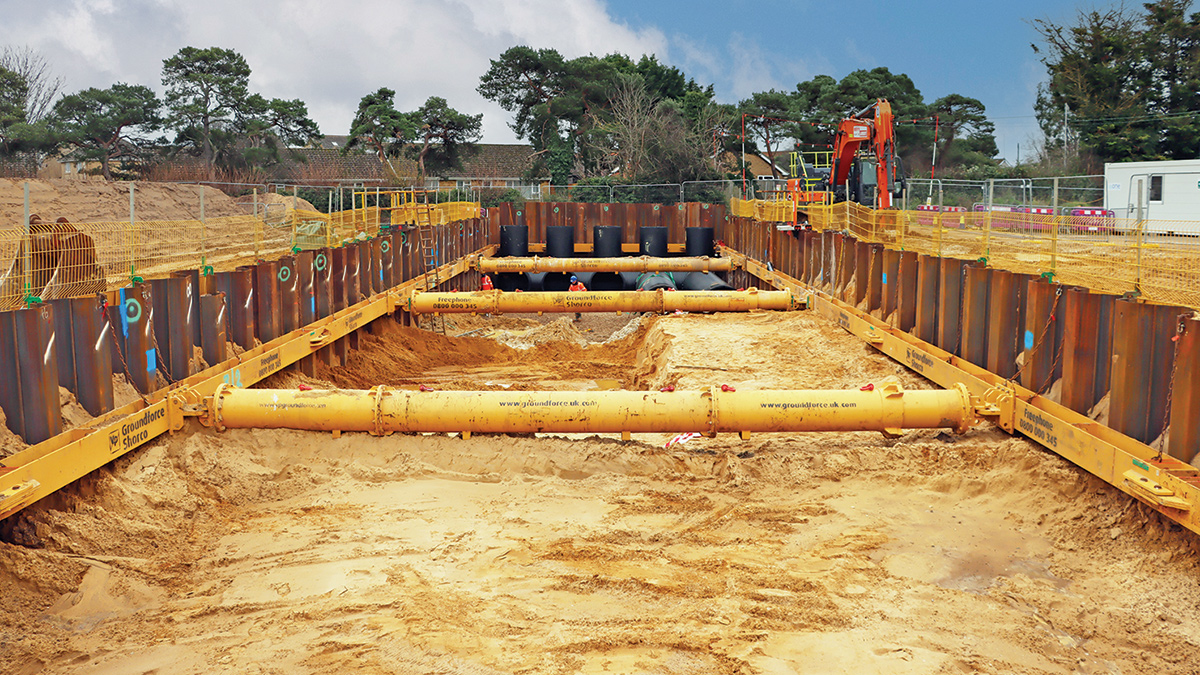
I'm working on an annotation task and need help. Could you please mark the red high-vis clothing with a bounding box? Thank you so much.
[569,282,587,292]
[480,275,493,290]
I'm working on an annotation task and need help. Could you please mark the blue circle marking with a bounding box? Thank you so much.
[1024,330,1035,351]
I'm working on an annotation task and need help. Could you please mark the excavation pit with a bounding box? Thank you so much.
[1,309,1199,674]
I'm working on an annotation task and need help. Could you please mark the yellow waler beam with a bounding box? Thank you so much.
[0,245,495,521]
[409,289,801,314]
[721,244,1200,537]
[206,382,975,436]
[477,256,735,274]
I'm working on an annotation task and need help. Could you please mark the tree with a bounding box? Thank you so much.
[0,66,27,154]
[594,74,656,179]
[235,94,321,170]
[929,94,998,173]
[478,46,570,150]
[0,46,63,123]
[49,83,161,180]
[161,46,251,179]
[344,87,416,177]
[407,96,482,181]
[480,46,725,185]
[738,90,793,177]
[0,65,55,160]
[784,68,932,169]
[1031,6,1154,163]
[1140,0,1200,157]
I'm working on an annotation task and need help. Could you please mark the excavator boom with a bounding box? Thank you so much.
[821,98,902,209]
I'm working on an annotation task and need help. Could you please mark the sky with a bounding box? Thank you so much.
[0,0,1107,165]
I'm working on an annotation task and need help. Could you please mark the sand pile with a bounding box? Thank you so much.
[490,316,589,349]
[1,309,1199,674]
[234,191,319,213]
[313,319,649,391]
[0,179,246,225]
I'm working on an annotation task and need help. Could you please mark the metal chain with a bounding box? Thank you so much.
[1154,316,1185,461]
[1009,286,1062,385]
[865,244,876,310]
[1039,322,1066,395]
[149,328,176,386]
[104,294,150,404]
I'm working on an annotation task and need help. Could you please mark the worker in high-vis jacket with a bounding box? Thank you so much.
[568,274,587,321]
[480,273,493,291]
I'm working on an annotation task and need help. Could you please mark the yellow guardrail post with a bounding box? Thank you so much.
[1134,219,1145,294]
[200,185,207,272]
[984,179,993,260]
[22,181,31,303]
[1050,215,1060,277]
[1049,177,1059,277]
[128,183,137,283]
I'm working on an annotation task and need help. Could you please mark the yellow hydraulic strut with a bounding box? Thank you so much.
[477,256,735,274]
[409,289,802,314]
[205,381,975,437]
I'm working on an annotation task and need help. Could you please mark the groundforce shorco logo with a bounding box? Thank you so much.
[109,407,167,454]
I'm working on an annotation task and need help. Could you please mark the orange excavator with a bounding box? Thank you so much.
[788,98,904,210]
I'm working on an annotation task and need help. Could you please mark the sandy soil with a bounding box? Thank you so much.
[1,310,1199,674]
[0,179,246,227]
[234,192,319,214]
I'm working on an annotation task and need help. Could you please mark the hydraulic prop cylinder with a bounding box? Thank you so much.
[207,382,974,436]
[408,289,801,314]
[478,256,734,274]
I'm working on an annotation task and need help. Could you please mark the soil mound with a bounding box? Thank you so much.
[0,178,245,225]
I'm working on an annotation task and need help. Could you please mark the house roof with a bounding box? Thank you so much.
[440,144,546,180]
[316,135,352,150]
[283,148,403,181]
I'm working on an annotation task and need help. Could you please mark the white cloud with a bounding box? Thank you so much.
[0,0,668,143]
[672,32,827,104]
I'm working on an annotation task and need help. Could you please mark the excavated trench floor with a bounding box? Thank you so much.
[2,309,1200,674]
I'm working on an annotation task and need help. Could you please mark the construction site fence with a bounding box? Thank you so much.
[730,198,795,223]
[783,201,1199,311]
[0,201,482,310]
[905,176,1106,212]
[536,181,746,205]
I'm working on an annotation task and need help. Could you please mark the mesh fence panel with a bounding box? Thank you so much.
[802,205,1200,310]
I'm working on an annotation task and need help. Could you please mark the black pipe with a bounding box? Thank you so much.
[679,271,734,292]
[620,271,640,290]
[685,227,716,258]
[542,272,573,292]
[546,226,575,259]
[527,272,546,292]
[594,226,623,258]
[636,272,677,291]
[495,272,529,292]
[639,226,669,257]
[589,272,624,291]
[499,225,529,257]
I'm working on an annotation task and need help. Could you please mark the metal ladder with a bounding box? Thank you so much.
[415,197,445,334]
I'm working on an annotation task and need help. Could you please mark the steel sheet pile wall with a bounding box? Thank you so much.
[719,215,1200,471]
[485,202,726,253]
[0,219,490,444]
